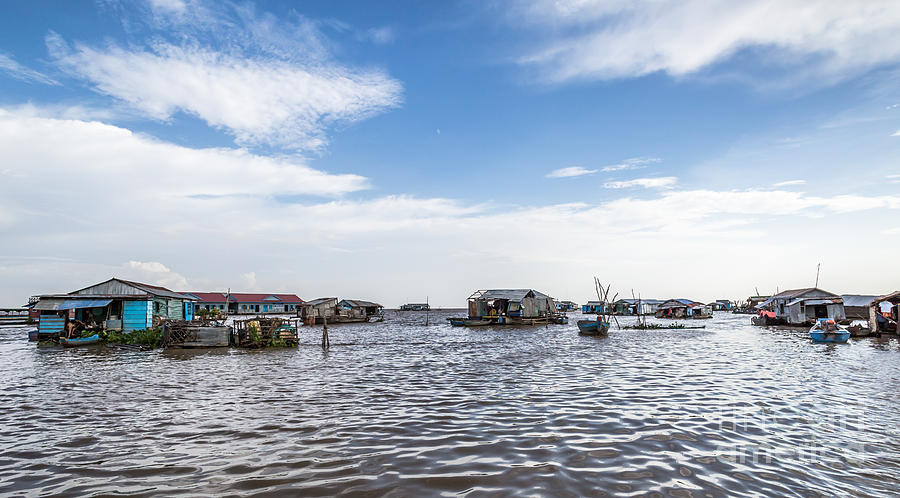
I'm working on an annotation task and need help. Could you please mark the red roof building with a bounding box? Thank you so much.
[182,292,304,314]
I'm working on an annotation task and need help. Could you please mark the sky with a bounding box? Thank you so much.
[1,0,899,307]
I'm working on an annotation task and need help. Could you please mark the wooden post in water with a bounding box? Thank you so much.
[322,316,329,349]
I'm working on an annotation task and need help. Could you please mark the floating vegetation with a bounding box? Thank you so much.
[100,327,163,348]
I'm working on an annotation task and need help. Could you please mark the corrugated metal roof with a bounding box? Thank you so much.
[69,278,193,300]
[840,295,878,307]
[181,292,304,304]
[658,298,704,309]
[303,297,338,306]
[875,290,900,303]
[468,289,551,301]
[182,292,228,303]
[788,297,843,307]
[33,298,65,311]
[228,293,304,303]
[615,298,664,305]
[340,299,382,308]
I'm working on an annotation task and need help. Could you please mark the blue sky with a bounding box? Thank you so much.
[1,0,899,306]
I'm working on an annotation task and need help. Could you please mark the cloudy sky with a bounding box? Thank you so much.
[1,0,899,307]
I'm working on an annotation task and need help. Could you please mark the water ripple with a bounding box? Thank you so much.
[1,313,899,496]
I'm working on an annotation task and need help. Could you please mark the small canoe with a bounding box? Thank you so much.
[577,319,609,336]
[463,319,492,327]
[59,334,100,347]
[447,318,466,327]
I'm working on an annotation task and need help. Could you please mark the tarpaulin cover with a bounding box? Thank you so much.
[59,299,112,310]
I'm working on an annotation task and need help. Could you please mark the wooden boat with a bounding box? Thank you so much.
[463,319,492,327]
[623,323,706,330]
[28,330,39,342]
[809,319,850,343]
[59,334,100,347]
[447,318,466,327]
[577,318,609,336]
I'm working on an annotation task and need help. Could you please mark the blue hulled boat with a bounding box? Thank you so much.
[577,318,609,336]
[59,334,100,347]
[809,319,850,344]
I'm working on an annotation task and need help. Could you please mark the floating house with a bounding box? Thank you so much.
[300,298,383,324]
[613,298,663,315]
[709,299,733,311]
[337,300,384,322]
[33,278,196,338]
[582,301,609,314]
[400,303,431,311]
[181,292,303,314]
[468,289,556,325]
[754,288,845,325]
[867,291,900,334]
[841,295,880,320]
[655,299,712,319]
[556,300,578,312]
[300,298,339,324]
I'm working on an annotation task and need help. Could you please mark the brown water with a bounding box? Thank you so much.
[1,311,899,496]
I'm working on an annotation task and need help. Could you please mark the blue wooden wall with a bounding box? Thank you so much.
[184,301,194,321]
[39,316,65,336]
[123,300,151,331]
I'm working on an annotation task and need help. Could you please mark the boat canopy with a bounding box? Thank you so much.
[59,299,112,310]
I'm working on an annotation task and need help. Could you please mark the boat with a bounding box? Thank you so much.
[28,330,39,342]
[59,334,100,347]
[447,318,466,327]
[577,318,609,336]
[463,319,492,327]
[809,319,850,343]
[622,323,706,330]
[551,315,569,324]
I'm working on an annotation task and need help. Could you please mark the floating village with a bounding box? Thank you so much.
[1,276,898,348]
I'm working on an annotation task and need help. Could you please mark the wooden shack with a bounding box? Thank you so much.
[300,297,339,324]
[32,278,195,339]
[867,291,900,334]
[655,299,712,319]
[467,289,556,325]
[755,288,845,325]
[336,300,384,322]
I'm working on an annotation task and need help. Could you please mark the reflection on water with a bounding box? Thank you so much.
[1,312,899,496]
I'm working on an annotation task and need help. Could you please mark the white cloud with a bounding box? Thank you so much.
[46,6,403,152]
[773,180,806,187]
[125,261,189,289]
[601,157,661,172]
[0,107,368,202]
[546,166,597,178]
[366,26,395,45]
[883,227,900,235]
[241,271,258,290]
[604,177,677,189]
[514,0,900,87]
[888,174,900,183]
[892,130,900,136]
[0,53,58,85]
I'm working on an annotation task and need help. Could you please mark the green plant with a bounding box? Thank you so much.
[248,324,261,343]
[100,326,162,348]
